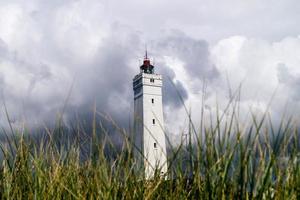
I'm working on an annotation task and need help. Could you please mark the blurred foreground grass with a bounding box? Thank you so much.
[0,106,299,199]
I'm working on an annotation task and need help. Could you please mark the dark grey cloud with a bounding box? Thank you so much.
[155,31,219,84]
[70,31,140,124]
[159,63,188,108]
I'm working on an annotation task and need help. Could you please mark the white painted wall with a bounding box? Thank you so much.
[133,72,168,179]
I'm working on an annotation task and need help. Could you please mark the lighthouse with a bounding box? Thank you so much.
[133,51,168,179]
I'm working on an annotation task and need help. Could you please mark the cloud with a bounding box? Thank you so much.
[0,2,195,131]
[208,35,300,125]
[101,0,300,43]
[277,63,300,101]
[159,63,188,108]
[156,31,219,82]
[0,0,300,141]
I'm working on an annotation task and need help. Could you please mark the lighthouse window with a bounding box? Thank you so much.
[154,143,157,148]
[151,98,154,104]
[150,78,155,83]
[152,119,155,125]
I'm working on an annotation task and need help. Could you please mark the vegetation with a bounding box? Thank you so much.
[0,95,299,199]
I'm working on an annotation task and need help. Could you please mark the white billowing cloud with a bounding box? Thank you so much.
[205,35,300,125]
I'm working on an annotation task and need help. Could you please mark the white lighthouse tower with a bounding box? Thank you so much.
[133,51,168,179]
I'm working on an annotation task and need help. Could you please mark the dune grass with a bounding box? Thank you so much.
[0,94,299,199]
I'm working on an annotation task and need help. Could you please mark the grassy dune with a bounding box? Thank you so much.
[0,100,299,199]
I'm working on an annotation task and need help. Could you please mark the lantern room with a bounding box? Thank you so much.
[140,51,154,74]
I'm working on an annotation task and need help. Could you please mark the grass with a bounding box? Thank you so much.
[0,93,299,199]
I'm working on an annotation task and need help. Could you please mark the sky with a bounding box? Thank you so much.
[0,0,300,141]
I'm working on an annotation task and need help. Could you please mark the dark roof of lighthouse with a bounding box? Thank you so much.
[140,51,154,74]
